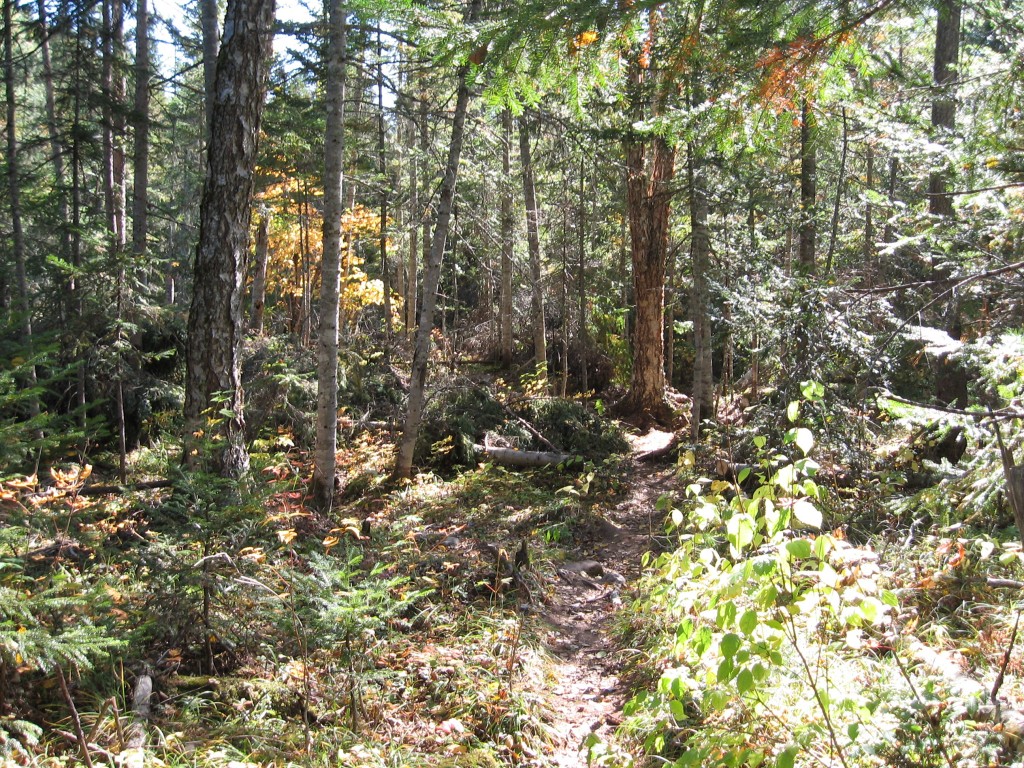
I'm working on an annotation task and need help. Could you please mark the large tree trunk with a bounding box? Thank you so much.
[518,117,546,381]
[311,0,347,510]
[394,0,482,480]
[499,109,514,368]
[928,0,960,218]
[184,0,275,478]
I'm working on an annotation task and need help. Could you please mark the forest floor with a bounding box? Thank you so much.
[528,433,678,766]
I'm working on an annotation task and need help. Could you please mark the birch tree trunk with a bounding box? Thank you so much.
[311,0,347,510]
[394,0,482,480]
[518,117,546,383]
[184,0,275,478]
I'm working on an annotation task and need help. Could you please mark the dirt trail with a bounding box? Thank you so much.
[537,452,677,767]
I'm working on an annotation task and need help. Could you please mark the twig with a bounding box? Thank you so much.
[55,665,95,768]
[878,392,1024,420]
[991,609,1021,712]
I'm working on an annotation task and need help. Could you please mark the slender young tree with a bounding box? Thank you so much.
[4,0,39,419]
[518,116,546,381]
[312,0,347,510]
[394,0,482,480]
[131,0,150,265]
[928,0,960,218]
[184,0,276,477]
[499,108,514,368]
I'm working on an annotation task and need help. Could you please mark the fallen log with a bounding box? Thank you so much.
[472,444,578,468]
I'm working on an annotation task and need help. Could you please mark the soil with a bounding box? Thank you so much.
[534,440,678,767]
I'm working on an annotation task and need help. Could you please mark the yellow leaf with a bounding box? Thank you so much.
[278,529,297,544]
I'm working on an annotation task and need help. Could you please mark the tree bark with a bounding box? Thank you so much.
[518,117,547,382]
[405,93,419,336]
[37,0,72,276]
[4,0,39,419]
[131,0,150,266]
[615,34,676,422]
[689,142,713,437]
[928,0,960,218]
[201,0,220,142]
[376,28,392,341]
[577,151,588,392]
[798,96,817,276]
[249,209,270,334]
[825,106,848,274]
[184,0,275,477]
[311,0,347,510]
[394,0,482,480]
[499,108,514,368]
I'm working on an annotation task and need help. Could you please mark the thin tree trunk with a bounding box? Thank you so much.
[499,108,514,368]
[884,156,898,243]
[184,0,275,478]
[4,0,39,420]
[249,209,270,334]
[376,28,392,341]
[394,0,482,480]
[131,0,150,267]
[37,0,72,276]
[577,151,588,392]
[201,0,220,141]
[689,143,713,438]
[928,0,960,218]
[798,97,817,276]
[311,0,346,510]
[518,117,546,382]
[864,144,875,286]
[405,96,418,336]
[825,106,848,274]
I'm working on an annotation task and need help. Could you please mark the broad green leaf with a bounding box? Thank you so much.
[792,499,822,529]
[717,656,735,683]
[794,427,814,455]
[720,633,741,657]
[776,745,798,768]
[785,538,812,559]
[736,667,754,694]
[787,400,800,423]
[739,609,758,635]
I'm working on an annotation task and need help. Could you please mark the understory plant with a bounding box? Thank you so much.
[596,382,994,768]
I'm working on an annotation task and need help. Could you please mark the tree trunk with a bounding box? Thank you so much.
[37,0,72,276]
[394,0,481,480]
[184,0,275,478]
[928,0,960,218]
[4,0,39,419]
[249,209,270,334]
[201,0,220,141]
[864,144,875,285]
[798,96,817,276]
[311,0,346,510]
[689,143,713,438]
[376,28,392,342]
[518,117,546,382]
[131,0,150,266]
[499,108,514,368]
[616,49,676,421]
[405,96,418,336]
[825,106,848,274]
[577,151,588,392]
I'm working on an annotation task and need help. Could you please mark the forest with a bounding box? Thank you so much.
[3,0,1024,764]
